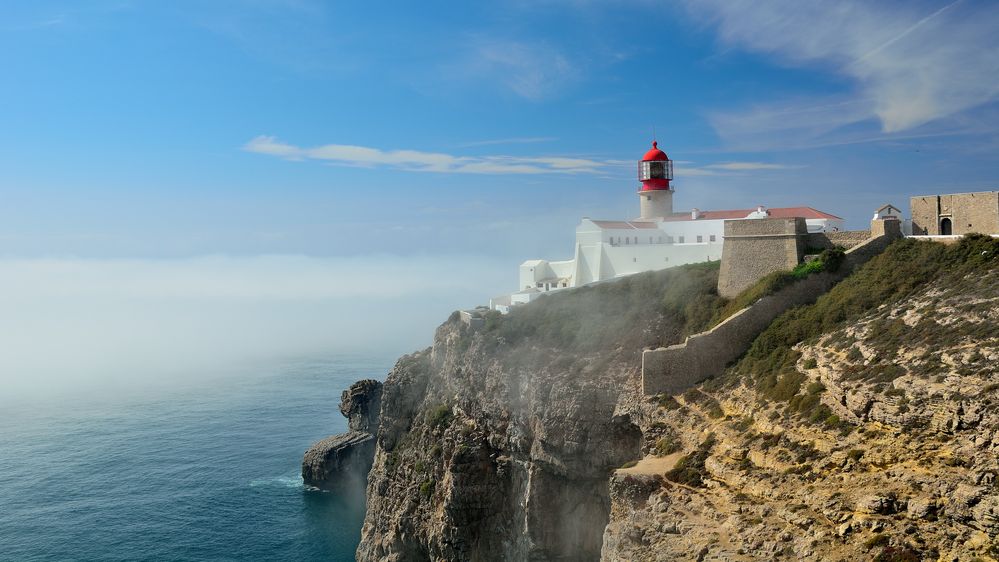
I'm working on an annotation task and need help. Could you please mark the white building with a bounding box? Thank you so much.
[490,141,843,312]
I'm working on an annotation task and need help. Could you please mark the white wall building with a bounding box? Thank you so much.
[490,141,843,312]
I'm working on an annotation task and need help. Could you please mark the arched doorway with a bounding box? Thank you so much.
[940,217,953,235]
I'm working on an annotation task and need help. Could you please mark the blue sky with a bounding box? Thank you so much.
[2,1,999,393]
[4,0,999,260]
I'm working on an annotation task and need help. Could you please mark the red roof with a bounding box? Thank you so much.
[642,141,668,162]
[591,220,660,229]
[660,206,842,222]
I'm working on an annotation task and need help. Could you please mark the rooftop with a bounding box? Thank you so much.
[660,206,842,222]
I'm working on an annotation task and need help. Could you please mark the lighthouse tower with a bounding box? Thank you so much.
[637,141,674,220]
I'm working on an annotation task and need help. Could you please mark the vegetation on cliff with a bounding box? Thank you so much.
[605,235,999,562]
[736,234,999,412]
[476,260,723,357]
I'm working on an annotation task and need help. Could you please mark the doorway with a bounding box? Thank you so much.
[940,217,952,235]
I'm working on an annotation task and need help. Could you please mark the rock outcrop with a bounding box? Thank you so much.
[302,379,383,492]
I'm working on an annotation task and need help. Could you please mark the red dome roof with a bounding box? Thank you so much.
[642,141,668,161]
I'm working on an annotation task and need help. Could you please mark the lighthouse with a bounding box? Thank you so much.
[637,141,674,220]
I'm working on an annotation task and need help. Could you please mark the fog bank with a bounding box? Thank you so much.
[0,254,513,402]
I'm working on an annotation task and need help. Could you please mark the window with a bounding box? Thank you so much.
[666,235,674,244]
[658,236,663,243]
[536,282,543,288]
[561,282,567,288]
[696,235,703,243]
[649,237,653,244]
[678,236,685,243]
[710,234,716,242]
[633,257,637,262]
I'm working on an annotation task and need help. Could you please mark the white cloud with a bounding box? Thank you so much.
[686,0,999,145]
[244,135,609,174]
[676,161,801,176]
[456,137,558,148]
[707,162,802,171]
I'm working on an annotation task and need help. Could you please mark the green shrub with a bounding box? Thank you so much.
[864,533,890,550]
[419,480,435,500]
[620,460,639,469]
[665,434,716,487]
[873,545,920,562]
[427,404,453,429]
[654,436,682,456]
[477,261,724,356]
[846,449,864,462]
[803,358,818,369]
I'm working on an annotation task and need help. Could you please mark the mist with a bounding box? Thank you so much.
[0,254,513,404]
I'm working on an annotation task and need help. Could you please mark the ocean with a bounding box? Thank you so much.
[0,353,396,561]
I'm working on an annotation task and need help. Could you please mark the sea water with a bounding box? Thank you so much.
[0,353,395,561]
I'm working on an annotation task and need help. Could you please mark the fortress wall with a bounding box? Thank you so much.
[717,218,806,299]
[642,220,902,396]
[805,230,871,250]
[911,191,999,235]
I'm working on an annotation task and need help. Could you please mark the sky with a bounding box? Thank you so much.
[2,0,999,396]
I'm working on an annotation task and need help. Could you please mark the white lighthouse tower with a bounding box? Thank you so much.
[637,141,674,220]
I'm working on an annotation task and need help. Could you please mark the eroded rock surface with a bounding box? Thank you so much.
[302,379,383,491]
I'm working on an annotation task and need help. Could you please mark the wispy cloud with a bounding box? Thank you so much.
[678,161,802,176]
[244,135,610,174]
[707,162,802,171]
[440,37,577,101]
[685,0,999,147]
[455,137,558,148]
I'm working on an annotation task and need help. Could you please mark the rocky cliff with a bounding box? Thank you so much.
[334,235,997,561]
[302,379,382,493]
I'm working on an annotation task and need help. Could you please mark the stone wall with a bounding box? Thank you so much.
[717,217,806,299]
[911,191,999,236]
[642,220,902,396]
[805,230,871,251]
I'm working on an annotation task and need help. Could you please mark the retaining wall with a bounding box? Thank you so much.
[641,220,902,396]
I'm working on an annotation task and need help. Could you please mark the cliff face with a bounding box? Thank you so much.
[357,265,722,561]
[353,236,998,561]
[356,325,642,561]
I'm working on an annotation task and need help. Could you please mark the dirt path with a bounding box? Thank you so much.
[616,452,684,475]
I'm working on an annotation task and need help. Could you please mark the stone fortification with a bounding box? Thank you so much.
[911,191,999,235]
[642,220,902,396]
[805,229,871,250]
[717,217,806,299]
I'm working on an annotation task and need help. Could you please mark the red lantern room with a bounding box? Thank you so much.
[638,141,673,191]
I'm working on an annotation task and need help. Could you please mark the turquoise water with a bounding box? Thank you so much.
[0,354,395,561]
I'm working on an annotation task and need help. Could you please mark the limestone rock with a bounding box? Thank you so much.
[302,431,376,491]
[340,379,383,432]
[302,378,383,492]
